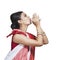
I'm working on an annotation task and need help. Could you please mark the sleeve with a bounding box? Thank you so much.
[6,29,27,38]
[28,33,37,40]
[32,34,37,40]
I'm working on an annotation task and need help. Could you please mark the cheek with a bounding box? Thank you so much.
[21,16,25,20]
[25,19,30,24]
[21,17,31,24]
[26,20,30,23]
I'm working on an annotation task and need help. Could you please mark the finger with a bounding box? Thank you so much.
[33,13,37,18]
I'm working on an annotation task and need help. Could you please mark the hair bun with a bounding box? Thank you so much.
[11,23,16,29]
[11,23,19,29]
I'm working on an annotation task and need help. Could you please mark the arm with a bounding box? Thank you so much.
[13,33,43,47]
[39,27,49,44]
[42,31,49,44]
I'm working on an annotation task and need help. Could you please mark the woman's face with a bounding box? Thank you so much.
[20,12,32,25]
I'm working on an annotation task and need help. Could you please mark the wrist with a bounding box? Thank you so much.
[36,23,40,28]
[36,27,43,35]
[42,32,46,36]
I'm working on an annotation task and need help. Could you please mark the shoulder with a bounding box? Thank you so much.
[12,29,27,36]
[6,29,27,37]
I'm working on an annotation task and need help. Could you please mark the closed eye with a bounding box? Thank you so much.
[24,14,27,17]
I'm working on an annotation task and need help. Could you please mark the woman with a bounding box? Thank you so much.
[5,11,48,60]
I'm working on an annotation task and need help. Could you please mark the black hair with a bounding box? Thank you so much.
[10,11,23,29]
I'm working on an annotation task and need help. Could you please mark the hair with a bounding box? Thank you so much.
[10,11,23,29]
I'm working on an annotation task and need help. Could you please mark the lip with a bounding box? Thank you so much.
[30,19,32,24]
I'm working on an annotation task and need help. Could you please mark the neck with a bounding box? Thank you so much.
[19,24,28,32]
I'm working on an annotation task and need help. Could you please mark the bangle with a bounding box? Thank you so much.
[37,33,43,36]
[42,32,45,34]
[42,32,46,36]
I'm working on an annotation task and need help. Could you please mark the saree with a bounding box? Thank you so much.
[5,29,36,60]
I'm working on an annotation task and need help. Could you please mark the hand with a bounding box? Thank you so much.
[32,13,41,27]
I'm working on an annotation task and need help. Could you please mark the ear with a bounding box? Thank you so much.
[18,20,22,24]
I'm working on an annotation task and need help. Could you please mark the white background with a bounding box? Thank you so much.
[0,0,60,60]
